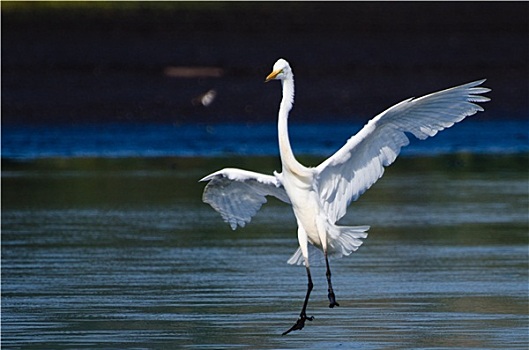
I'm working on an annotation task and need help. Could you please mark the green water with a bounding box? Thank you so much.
[2,155,528,349]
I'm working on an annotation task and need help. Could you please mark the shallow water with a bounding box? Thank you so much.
[2,120,529,159]
[2,155,528,349]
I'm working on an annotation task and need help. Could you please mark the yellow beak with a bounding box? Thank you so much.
[265,69,282,82]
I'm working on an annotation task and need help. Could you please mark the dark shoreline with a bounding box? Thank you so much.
[2,2,528,124]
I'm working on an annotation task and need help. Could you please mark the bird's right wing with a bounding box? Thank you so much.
[200,168,290,230]
[315,80,490,223]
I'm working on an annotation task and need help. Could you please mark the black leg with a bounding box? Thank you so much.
[325,253,339,308]
[282,266,314,335]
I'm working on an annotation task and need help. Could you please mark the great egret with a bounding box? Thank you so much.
[200,58,490,335]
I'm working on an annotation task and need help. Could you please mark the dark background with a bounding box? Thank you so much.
[2,2,527,124]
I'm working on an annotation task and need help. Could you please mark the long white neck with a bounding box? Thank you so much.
[278,74,305,175]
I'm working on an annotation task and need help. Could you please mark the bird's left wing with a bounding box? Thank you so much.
[315,79,490,223]
[200,168,290,230]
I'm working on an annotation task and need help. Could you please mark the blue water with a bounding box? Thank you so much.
[2,119,528,159]
[3,119,528,348]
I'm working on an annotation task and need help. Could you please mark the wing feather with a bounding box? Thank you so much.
[200,168,290,230]
[316,80,490,223]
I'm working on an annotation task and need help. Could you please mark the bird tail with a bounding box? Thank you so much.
[327,224,369,259]
[287,225,369,265]
[287,244,324,266]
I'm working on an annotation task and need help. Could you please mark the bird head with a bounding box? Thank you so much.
[265,58,292,82]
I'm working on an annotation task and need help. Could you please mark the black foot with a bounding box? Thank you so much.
[282,313,314,335]
[328,291,340,308]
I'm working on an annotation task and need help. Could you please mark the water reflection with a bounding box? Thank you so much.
[2,156,527,348]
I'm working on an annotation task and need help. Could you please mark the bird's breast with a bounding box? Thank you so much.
[282,174,322,246]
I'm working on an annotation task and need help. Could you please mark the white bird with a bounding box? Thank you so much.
[200,58,490,335]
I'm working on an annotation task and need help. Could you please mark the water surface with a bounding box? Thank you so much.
[2,120,528,159]
[2,155,527,349]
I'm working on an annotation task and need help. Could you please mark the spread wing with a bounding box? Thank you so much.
[316,79,491,223]
[200,168,290,230]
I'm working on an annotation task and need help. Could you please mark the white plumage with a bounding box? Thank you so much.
[201,168,290,230]
[200,58,490,334]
